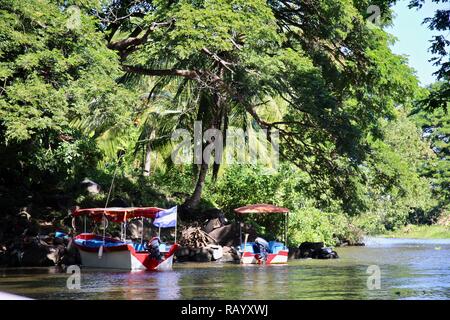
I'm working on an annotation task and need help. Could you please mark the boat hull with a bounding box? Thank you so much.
[241,250,289,264]
[78,249,146,270]
[74,234,178,271]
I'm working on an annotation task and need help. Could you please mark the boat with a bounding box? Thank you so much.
[235,204,289,264]
[71,206,179,271]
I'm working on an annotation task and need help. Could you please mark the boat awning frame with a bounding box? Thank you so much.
[72,207,163,223]
[234,204,290,215]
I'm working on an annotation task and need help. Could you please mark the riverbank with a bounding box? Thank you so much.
[380,224,450,239]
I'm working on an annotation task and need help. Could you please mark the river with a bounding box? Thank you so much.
[1,237,449,300]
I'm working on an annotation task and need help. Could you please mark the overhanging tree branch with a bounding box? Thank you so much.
[122,65,199,80]
[108,19,175,53]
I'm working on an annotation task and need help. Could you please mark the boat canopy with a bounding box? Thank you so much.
[234,204,289,215]
[72,207,163,223]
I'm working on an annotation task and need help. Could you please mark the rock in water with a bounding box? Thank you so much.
[175,246,190,262]
[192,248,212,262]
[315,247,339,259]
[206,244,223,260]
[297,242,339,259]
[220,246,240,262]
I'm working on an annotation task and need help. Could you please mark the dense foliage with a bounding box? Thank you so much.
[409,0,449,111]
[0,0,448,246]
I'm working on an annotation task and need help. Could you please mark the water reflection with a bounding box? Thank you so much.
[79,269,181,300]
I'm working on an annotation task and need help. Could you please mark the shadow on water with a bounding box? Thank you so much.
[1,238,449,300]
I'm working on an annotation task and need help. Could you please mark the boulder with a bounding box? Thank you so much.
[0,246,7,266]
[297,242,339,259]
[21,241,55,267]
[81,178,101,194]
[58,238,81,266]
[288,247,300,259]
[46,246,62,265]
[175,246,190,262]
[203,218,224,234]
[207,224,240,247]
[336,240,365,247]
[206,244,223,260]
[202,209,228,225]
[314,247,339,259]
[219,246,240,262]
[299,242,324,252]
[174,246,214,263]
[191,248,212,262]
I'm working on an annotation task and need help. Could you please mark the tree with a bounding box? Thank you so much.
[408,0,450,111]
[360,108,435,231]
[96,0,419,212]
[0,0,136,212]
[411,82,450,208]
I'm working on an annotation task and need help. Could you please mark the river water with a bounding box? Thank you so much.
[1,237,449,300]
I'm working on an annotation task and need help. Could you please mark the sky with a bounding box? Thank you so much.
[386,0,446,86]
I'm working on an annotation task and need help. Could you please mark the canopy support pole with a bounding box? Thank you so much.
[174,217,177,243]
[102,214,106,244]
[141,217,144,244]
[83,216,86,234]
[285,213,288,247]
[174,207,178,243]
[237,213,242,247]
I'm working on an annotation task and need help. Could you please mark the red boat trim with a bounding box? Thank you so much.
[72,207,164,223]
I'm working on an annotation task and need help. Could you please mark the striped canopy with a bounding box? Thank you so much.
[234,204,289,215]
[72,207,163,223]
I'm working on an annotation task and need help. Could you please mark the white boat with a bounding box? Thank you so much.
[235,204,289,264]
[72,207,179,271]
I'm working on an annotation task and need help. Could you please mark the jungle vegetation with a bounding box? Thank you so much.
[0,0,448,245]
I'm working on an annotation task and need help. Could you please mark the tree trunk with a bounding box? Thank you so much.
[183,163,209,209]
[183,68,225,210]
[143,140,151,177]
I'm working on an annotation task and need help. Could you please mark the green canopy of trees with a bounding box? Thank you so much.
[0,0,448,244]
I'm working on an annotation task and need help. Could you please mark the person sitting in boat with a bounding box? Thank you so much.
[147,232,163,261]
[255,237,269,262]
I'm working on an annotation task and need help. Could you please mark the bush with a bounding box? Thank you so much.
[288,207,350,246]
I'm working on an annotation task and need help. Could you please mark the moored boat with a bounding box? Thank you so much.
[235,204,289,265]
[72,206,179,271]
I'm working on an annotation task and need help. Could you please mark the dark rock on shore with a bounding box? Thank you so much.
[292,242,339,259]
[220,246,240,262]
[207,224,240,247]
[336,240,365,247]
[0,211,81,268]
[0,235,81,268]
[175,245,240,263]
[191,248,212,262]
[175,246,212,262]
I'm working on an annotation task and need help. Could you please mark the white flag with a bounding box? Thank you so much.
[153,206,177,228]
